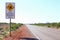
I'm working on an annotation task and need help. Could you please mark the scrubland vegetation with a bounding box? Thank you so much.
[0,23,23,40]
[31,22,60,28]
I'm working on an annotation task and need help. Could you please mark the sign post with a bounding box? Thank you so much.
[6,2,15,37]
[10,18,11,36]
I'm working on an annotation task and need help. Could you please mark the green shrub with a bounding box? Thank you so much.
[0,28,3,30]
[57,23,60,28]
[11,23,23,31]
[0,38,2,40]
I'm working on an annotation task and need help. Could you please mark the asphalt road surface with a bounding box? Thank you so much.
[26,25,60,40]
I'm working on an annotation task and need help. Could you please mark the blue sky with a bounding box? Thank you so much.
[0,0,60,23]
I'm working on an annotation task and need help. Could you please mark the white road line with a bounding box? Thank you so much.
[26,25,41,40]
[30,30,41,40]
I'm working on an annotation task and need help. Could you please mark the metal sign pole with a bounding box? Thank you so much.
[10,18,11,37]
[6,2,15,37]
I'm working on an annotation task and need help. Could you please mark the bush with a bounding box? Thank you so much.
[0,38,2,40]
[11,23,23,31]
[57,23,60,28]
[0,28,3,30]
[48,25,50,28]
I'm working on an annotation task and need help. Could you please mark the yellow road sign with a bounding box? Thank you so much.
[6,3,14,11]
[6,2,15,19]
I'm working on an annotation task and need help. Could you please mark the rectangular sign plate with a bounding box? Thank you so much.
[6,2,15,19]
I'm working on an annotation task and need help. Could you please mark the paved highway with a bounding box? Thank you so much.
[26,25,60,40]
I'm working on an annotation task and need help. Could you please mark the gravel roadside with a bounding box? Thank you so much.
[3,25,35,40]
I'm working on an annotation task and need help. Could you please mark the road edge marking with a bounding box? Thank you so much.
[26,25,41,40]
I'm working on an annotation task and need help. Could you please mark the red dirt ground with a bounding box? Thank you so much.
[3,25,35,40]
